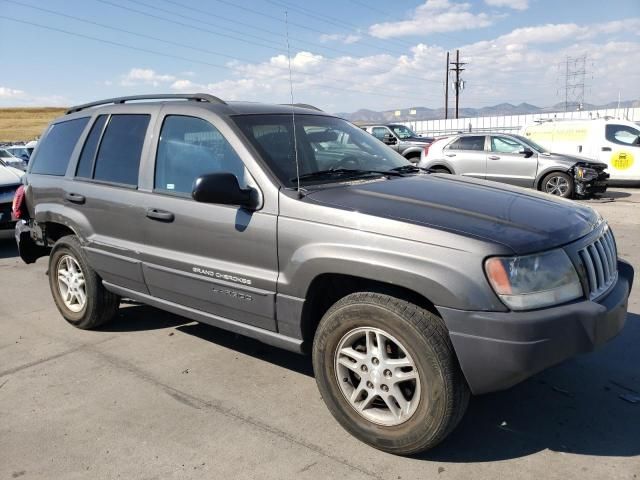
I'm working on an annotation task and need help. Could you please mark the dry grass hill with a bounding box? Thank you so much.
[0,107,66,142]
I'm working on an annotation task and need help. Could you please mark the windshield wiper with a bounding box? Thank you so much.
[390,164,430,174]
[291,168,402,183]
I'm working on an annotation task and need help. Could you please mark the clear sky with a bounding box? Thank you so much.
[1,0,639,112]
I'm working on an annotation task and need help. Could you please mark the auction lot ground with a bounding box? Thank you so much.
[1,189,638,480]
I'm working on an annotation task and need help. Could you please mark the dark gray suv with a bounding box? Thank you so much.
[15,94,634,455]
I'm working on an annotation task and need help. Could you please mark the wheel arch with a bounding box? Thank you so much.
[299,273,442,351]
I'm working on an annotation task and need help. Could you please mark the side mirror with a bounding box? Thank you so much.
[192,173,258,210]
[520,147,534,158]
[383,133,397,145]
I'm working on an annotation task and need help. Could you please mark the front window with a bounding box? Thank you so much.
[605,124,640,146]
[512,134,549,153]
[390,125,418,139]
[0,150,11,158]
[491,136,525,154]
[233,115,409,187]
[155,115,249,195]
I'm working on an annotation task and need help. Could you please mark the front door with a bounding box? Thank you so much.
[485,135,539,187]
[140,114,278,331]
[599,123,640,181]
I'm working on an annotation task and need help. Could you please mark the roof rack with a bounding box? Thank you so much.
[281,103,323,112]
[66,93,226,114]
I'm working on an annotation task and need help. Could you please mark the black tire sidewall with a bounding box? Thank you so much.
[313,300,451,453]
[542,171,573,198]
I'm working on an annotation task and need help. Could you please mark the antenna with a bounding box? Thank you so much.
[285,11,301,195]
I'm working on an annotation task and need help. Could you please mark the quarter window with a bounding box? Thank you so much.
[93,114,150,186]
[30,117,90,175]
[605,124,640,146]
[449,136,485,151]
[155,115,247,195]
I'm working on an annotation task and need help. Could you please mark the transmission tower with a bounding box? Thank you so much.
[561,55,587,111]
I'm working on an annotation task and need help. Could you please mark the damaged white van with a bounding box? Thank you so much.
[521,118,640,182]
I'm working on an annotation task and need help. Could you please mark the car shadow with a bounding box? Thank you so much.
[421,311,640,462]
[604,190,632,199]
[96,302,639,461]
[0,236,18,259]
[176,322,314,378]
[97,303,192,332]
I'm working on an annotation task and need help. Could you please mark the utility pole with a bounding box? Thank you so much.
[449,50,466,119]
[560,55,587,111]
[444,51,449,120]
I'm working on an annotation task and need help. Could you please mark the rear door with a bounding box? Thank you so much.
[68,110,155,293]
[443,135,487,178]
[485,135,538,187]
[138,110,278,331]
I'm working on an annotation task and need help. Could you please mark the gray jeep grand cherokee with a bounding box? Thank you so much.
[15,94,634,455]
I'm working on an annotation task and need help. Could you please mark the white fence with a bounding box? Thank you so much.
[402,107,640,137]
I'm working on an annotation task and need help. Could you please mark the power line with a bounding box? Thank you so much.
[0,14,442,104]
[96,0,442,85]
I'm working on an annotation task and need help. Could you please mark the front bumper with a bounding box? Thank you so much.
[439,259,634,395]
[575,170,609,197]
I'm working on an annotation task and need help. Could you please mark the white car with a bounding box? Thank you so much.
[0,148,28,171]
[0,158,24,229]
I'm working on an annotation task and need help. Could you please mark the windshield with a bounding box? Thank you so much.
[391,125,418,139]
[0,149,12,158]
[513,134,550,154]
[234,114,410,187]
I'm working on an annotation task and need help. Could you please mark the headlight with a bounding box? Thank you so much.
[485,249,583,310]
[574,166,598,181]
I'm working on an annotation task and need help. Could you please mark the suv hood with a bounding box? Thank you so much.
[543,152,608,169]
[402,136,433,145]
[0,165,24,185]
[304,174,600,254]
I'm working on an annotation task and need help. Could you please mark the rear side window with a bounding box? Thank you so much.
[30,117,89,175]
[76,115,108,178]
[448,136,485,151]
[93,114,150,186]
[155,115,247,195]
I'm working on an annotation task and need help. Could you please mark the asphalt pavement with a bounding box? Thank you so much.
[1,189,639,480]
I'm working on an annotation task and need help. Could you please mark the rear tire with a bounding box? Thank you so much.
[541,171,573,198]
[48,235,120,329]
[312,292,469,455]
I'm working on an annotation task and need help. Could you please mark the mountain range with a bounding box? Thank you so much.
[336,100,640,123]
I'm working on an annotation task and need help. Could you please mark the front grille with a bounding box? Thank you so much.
[578,226,618,299]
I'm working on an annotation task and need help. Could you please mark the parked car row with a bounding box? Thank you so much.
[0,157,24,230]
[13,94,633,456]
[362,121,619,199]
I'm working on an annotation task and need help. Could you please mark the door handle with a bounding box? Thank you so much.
[64,192,86,204]
[445,153,456,157]
[601,147,612,152]
[488,155,500,160]
[146,208,174,222]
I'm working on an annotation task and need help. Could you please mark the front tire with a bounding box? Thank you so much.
[312,292,469,455]
[48,235,120,329]
[541,171,573,198]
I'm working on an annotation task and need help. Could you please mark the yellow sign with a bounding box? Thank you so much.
[610,151,634,170]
